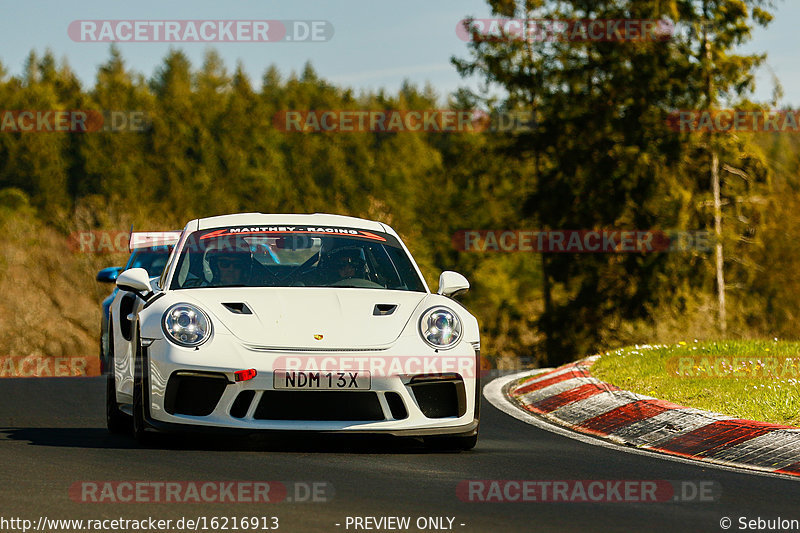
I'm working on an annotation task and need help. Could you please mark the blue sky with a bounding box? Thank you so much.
[0,0,796,105]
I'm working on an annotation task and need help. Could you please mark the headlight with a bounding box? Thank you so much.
[162,303,212,347]
[419,306,462,349]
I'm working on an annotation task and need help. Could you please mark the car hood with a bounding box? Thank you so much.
[181,288,428,349]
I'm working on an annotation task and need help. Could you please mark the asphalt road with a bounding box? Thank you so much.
[1,376,799,533]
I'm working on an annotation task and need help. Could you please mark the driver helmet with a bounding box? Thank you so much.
[324,246,367,279]
[204,237,252,285]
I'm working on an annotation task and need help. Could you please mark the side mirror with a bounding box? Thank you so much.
[116,268,152,295]
[437,271,470,298]
[96,266,123,283]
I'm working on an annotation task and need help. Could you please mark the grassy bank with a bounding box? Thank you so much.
[0,204,107,360]
[590,340,800,427]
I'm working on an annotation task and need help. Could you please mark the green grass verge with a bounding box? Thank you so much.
[590,340,800,427]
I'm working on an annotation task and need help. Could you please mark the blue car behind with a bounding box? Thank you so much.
[97,246,172,373]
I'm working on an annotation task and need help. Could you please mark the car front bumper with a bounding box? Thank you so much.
[139,334,480,436]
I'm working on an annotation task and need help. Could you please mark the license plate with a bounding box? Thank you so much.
[273,370,371,390]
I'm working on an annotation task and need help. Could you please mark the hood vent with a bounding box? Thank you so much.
[373,304,398,316]
[222,302,253,315]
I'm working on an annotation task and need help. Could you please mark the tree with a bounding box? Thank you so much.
[454,0,776,363]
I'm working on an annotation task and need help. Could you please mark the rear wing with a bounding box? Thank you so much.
[129,231,182,251]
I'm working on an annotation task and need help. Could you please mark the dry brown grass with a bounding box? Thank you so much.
[0,208,120,361]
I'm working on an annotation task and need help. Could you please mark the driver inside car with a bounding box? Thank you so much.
[207,250,252,286]
[322,248,368,285]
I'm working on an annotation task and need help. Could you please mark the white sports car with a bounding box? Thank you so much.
[107,213,480,449]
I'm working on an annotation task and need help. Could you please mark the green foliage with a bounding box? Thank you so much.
[592,340,800,426]
[0,187,30,211]
[453,0,779,364]
[0,0,792,367]
[0,47,540,363]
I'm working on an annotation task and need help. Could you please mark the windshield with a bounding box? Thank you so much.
[169,226,426,292]
[127,247,173,278]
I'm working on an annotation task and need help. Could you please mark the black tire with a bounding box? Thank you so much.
[131,337,151,445]
[100,316,109,374]
[424,434,478,451]
[106,374,131,434]
[105,321,131,434]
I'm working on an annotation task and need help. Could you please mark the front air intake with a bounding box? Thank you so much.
[254,391,385,421]
[164,371,228,416]
[408,375,467,418]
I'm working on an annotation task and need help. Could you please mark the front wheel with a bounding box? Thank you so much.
[132,340,151,444]
[106,374,131,434]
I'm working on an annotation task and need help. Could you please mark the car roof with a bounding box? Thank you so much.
[194,213,387,233]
